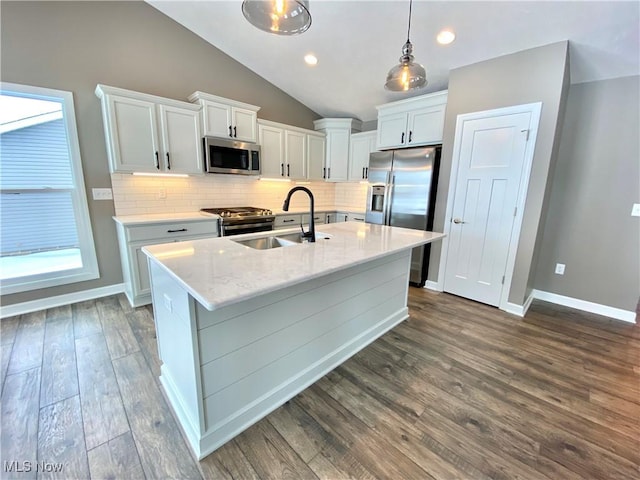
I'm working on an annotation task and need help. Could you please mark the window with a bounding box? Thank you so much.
[0,83,98,294]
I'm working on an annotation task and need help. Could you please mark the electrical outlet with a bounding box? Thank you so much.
[555,263,565,275]
[158,188,167,199]
[632,203,640,217]
[92,188,113,200]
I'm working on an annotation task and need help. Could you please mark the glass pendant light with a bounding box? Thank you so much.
[242,0,312,35]
[385,0,427,91]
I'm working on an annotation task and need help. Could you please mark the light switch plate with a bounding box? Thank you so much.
[92,188,113,200]
[632,203,640,217]
[555,263,565,275]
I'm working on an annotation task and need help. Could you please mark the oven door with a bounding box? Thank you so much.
[221,220,274,236]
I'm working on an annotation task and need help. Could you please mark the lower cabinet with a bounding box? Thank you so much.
[115,217,219,307]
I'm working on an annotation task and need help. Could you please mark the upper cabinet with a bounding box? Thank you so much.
[96,84,203,175]
[257,119,325,180]
[313,118,362,182]
[306,133,326,181]
[349,131,377,181]
[189,91,260,143]
[376,90,448,150]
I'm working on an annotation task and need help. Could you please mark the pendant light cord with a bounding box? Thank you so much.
[406,0,413,42]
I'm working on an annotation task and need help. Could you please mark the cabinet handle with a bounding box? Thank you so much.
[167,228,187,233]
[354,217,364,221]
[280,163,284,176]
[365,167,368,178]
[323,167,326,179]
[327,167,331,179]
[401,132,405,143]
[233,126,237,138]
[287,164,290,177]
[228,126,233,137]
[166,152,171,170]
[283,219,295,223]
[409,131,413,143]
[155,151,160,170]
[362,167,365,179]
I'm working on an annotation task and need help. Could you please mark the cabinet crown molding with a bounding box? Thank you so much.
[313,118,363,133]
[95,84,200,111]
[188,91,260,112]
[376,90,448,115]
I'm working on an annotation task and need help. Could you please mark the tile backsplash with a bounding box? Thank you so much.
[111,174,368,216]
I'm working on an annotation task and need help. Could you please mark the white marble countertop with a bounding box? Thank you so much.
[113,211,218,226]
[143,222,445,311]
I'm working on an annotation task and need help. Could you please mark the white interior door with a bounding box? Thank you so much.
[443,106,539,307]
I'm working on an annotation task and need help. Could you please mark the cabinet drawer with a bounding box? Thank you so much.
[301,213,326,225]
[274,214,302,229]
[127,220,219,242]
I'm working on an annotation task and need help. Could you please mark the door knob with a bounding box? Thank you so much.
[453,218,466,224]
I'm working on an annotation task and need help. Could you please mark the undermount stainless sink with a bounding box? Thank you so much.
[233,232,331,250]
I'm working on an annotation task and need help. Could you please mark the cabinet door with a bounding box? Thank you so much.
[376,112,408,149]
[158,105,203,174]
[349,132,376,181]
[258,123,285,177]
[232,108,257,143]
[203,101,232,139]
[285,130,306,178]
[326,129,350,182]
[306,134,326,181]
[106,95,160,173]
[406,105,446,146]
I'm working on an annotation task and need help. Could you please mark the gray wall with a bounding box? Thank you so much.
[0,1,320,306]
[428,41,570,307]
[534,76,640,312]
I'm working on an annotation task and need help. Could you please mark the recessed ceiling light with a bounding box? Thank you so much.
[304,53,318,66]
[437,29,456,45]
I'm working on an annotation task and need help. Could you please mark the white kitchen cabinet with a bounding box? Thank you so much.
[376,90,448,150]
[307,133,326,181]
[114,216,219,307]
[285,130,306,179]
[302,213,326,225]
[258,119,324,180]
[189,91,260,143]
[347,212,366,222]
[274,214,302,229]
[313,118,362,182]
[258,122,285,177]
[349,131,377,181]
[96,85,203,174]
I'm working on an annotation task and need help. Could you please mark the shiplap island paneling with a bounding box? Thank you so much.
[143,222,444,458]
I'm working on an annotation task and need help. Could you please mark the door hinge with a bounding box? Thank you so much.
[521,129,530,141]
[501,275,505,285]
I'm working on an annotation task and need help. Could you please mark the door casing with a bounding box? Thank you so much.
[436,102,542,312]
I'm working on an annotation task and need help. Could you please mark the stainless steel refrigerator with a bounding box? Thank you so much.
[365,146,441,287]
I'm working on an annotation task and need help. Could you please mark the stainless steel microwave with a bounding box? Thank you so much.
[203,137,260,175]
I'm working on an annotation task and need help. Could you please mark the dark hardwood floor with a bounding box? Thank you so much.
[1,288,638,479]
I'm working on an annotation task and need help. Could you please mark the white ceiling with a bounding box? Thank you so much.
[148,0,640,122]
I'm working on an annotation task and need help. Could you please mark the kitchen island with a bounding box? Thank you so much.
[143,222,444,459]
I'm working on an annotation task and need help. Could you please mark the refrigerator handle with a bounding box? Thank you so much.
[384,173,394,225]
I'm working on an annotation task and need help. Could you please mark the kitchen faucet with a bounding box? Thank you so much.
[282,186,315,243]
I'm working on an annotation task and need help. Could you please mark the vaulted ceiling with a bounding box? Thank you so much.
[148,1,640,122]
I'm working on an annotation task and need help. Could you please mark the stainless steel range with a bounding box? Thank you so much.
[200,207,275,236]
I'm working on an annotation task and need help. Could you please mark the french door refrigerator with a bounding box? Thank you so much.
[365,146,441,287]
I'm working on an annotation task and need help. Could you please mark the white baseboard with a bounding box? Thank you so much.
[424,281,442,292]
[0,283,125,319]
[503,291,535,317]
[531,289,636,324]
